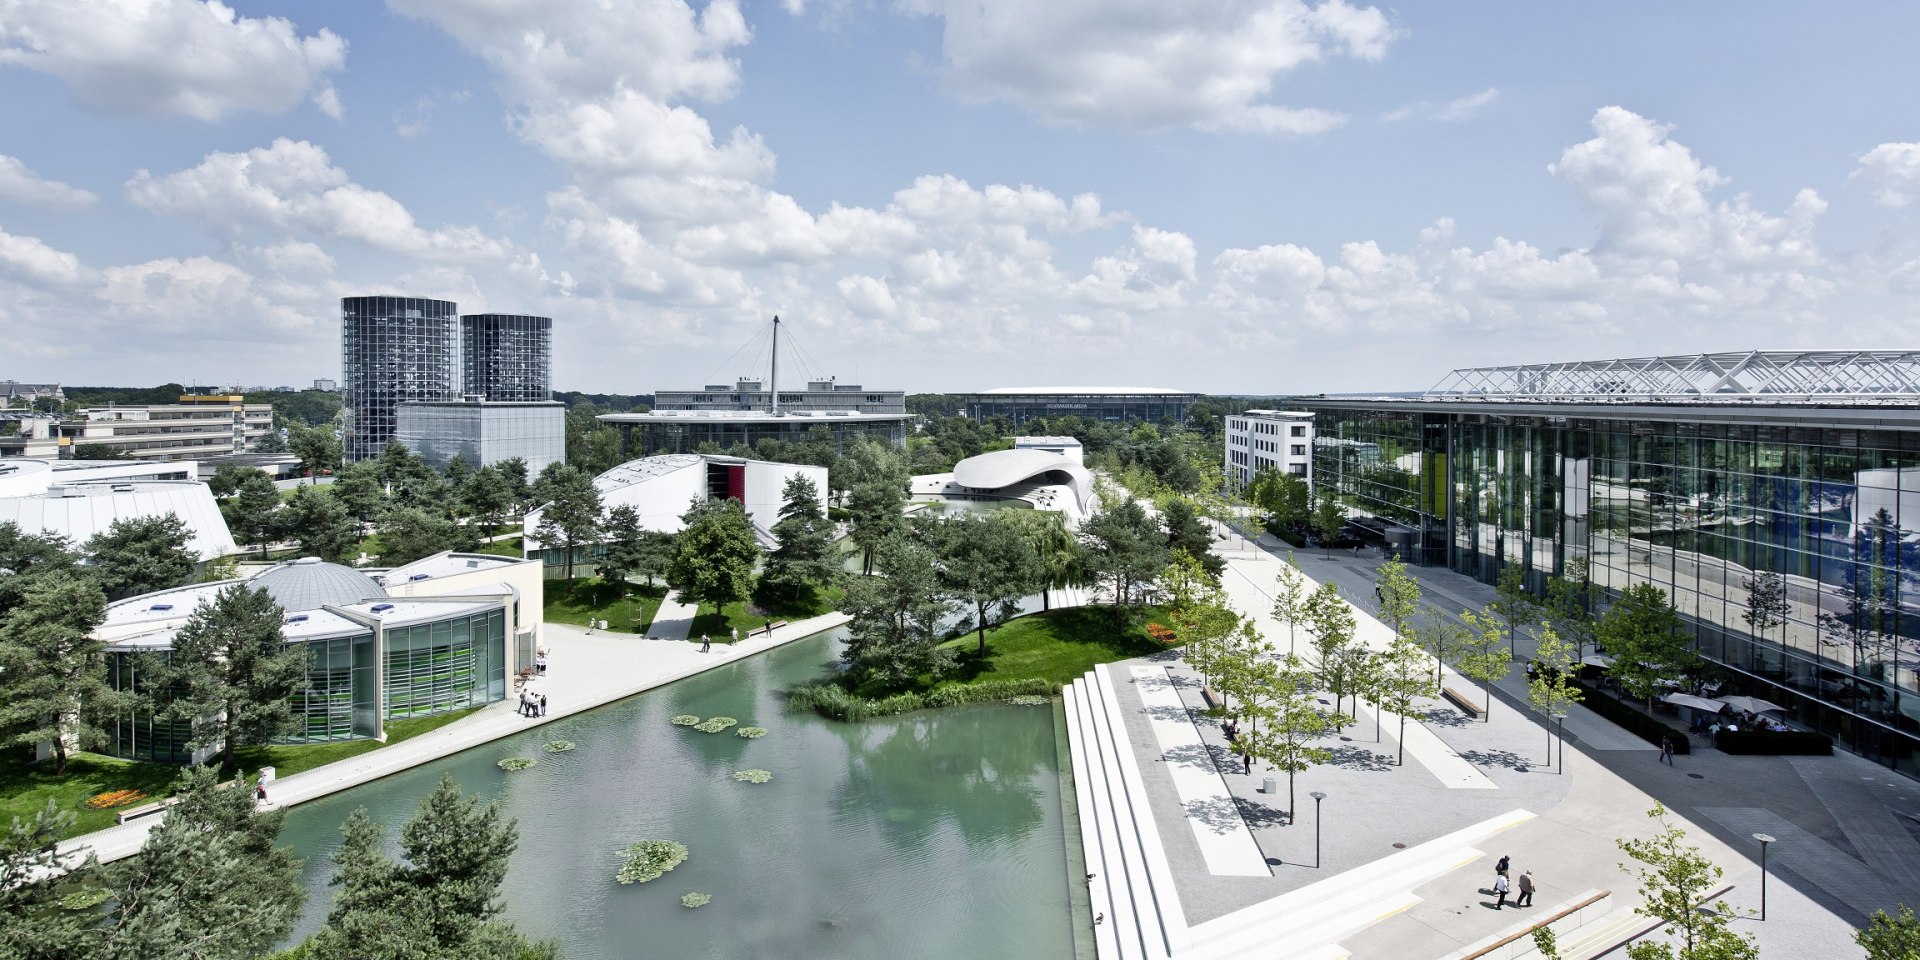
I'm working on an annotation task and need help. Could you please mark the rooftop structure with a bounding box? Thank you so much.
[1426,350,1920,404]
[655,377,905,415]
[963,387,1202,426]
[597,408,910,455]
[1012,435,1084,464]
[0,467,236,560]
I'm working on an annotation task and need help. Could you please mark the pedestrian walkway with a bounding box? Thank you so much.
[1129,665,1270,877]
[648,590,698,641]
[58,610,850,866]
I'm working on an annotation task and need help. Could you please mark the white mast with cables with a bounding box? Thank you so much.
[769,315,780,416]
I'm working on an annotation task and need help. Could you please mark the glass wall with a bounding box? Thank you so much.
[1304,403,1920,776]
[289,633,377,742]
[106,651,198,763]
[383,609,507,720]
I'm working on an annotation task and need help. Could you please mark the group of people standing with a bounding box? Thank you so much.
[1490,855,1535,909]
[519,690,547,717]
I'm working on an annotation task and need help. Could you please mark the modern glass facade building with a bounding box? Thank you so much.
[342,296,459,462]
[598,410,910,455]
[1301,352,1920,776]
[98,554,535,762]
[396,399,566,474]
[462,314,552,402]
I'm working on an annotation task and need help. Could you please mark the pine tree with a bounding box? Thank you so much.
[148,584,309,774]
[938,511,1044,656]
[377,506,461,565]
[221,470,284,559]
[0,801,97,959]
[0,522,81,620]
[761,475,838,605]
[1160,497,1223,578]
[840,526,956,686]
[0,573,122,774]
[1079,498,1169,617]
[531,464,602,580]
[83,514,197,600]
[597,504,647,585]
[95,765,302,960]
[282,486,360,562]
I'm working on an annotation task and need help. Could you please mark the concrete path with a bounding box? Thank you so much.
[58,610,850,865]
[647,590,698,642]
[1129,665,1270,877]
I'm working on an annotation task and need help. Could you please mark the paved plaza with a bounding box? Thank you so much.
[58,596,849,865]
[1069,524,1909,959]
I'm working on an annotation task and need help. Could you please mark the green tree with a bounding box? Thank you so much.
[1310,497,1348,557]
[1270,553,1310,656]
[148,584,309,774]
[0,801,95,959]
[95,764,303,960]
[939,511,1044,656]
[287,423,342,479]
[443,453,473,490]
[303,776,557,960]
[83,514,197,599]
[1545,557,1599,655]
[1247,468,1311,533]
[459,466,515,536]
[329,460,387,523]
[1457,608,1513,721]
[596,504,647,586]
[839,527,956,687]
[0,573,120,774]
[1162,551,1241,698]
[221,469,284,559]
[496,457,532,518]
[1080,498,1170,617]
[1616,803,1757,960]
[1160,497,1224,578]
[1856,905,1920,960]
[846,479,906,576]
[1243,654,1333,822]
[206,462,253,498]
[666,497,760,610]
[761,475,838,604]
[1419,614,1468,688]
[377,506,461,565]
[378,441,446,510]
[1527,624,1584,763]
[1302,582,1360,724]
[1377,627,1437,766]
[1375,557,1421,643]
[0,523,80,620]
[1599,583,1696,712]
[1003,509,1086,612]
[1491,565,1540,657]
[282,486,360,562]
[531,464,602,580]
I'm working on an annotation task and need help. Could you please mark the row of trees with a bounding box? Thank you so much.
[2,772,555,960]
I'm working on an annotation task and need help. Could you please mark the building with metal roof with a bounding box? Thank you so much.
[962,387,1202,427]
[0,462,236,560]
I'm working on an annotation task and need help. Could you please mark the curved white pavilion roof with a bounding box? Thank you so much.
[951,449,1094,513]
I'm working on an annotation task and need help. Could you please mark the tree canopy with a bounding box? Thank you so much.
[147,584,309,773]
[83,514,197,600]
[666,497,761,610]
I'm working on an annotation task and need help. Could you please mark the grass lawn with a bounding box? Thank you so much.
[934,605,1169,688]
[688,585,845,641]
[233,705,485,779]
[477,536,523,558]
[544,577,666,632]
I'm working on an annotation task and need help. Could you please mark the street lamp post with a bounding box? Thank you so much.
[1310,791,1327,869]
[1752,833,1774,921]
[1553,713,1567,775]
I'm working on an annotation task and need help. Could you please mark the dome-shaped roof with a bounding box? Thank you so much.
[248,557,386,612]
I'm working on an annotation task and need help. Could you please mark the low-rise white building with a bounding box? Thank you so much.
[0,458,235,560]
[1224,409,1315,488]
[1012,435,1084,464]
[911,447,1098,525]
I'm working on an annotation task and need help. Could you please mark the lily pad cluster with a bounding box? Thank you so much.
[732,769,772,784]
[1006,695,1049,706]
[681,892,712,909]
[734,726,767,739]
[693,716,737,734]
[544,740,576,753]
[498,757,537,771]
[670,714,702,726]
[615,839,689,884]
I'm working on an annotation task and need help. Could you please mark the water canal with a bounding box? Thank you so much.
[273,629,1084,960]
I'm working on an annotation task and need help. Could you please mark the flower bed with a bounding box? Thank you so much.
[83,789,149,810]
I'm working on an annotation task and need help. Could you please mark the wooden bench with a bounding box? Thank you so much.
[1201,686,1225,710]
[116,798,176,825]
[1443,685,1487,719]
[758,620,790,638]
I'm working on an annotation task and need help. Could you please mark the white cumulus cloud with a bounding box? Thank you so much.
[901,0,1393,133]
[1852,143,1920,208]
[0,154,97,208]
[0,0,347,121]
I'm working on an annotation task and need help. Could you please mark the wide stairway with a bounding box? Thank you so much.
[1064,663,1546,960]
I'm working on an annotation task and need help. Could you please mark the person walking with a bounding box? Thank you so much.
[539,694,548,717]
[1516,870,1534,908]
[1495,854,1510,877]
[731,626,739,645]
[1659,736,1675,765]
[1241,751,1252,774]
[1493,872,1509,909]
[700,633,711,653]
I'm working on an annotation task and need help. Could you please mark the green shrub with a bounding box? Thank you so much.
[498,757,537,771]
[545,740,576,753]
[681,892,712,908]
[732,769,772,783]
[670,714,701,726]
[694,716,738,733]
[789,678,1056,721]
[615,839,688,884]
[735,726,767,739]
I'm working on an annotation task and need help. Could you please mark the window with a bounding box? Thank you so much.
[1291,426,1306,437]
[1292,444,1306,456]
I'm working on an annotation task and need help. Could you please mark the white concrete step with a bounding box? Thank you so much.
[1066,683,1127,960]
[1068,669,1175,960]
[1090,664,1190,954]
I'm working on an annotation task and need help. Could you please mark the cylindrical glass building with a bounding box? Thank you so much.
[341,296,459,462]
[461,314,552,401]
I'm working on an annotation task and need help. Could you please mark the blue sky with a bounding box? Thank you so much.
[1,1,1917,394]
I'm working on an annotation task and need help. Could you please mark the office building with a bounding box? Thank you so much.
[1223,410,1315,487]
[462,314,553,402]
[313,378,338,392]
[653,377,904,415]
[396,397,565,474]
[341,296,459,462]
[0,396,273,461]
[97,551,544,761]
[598,409,909,455]
[1298,350,1920,774]
[963,387,1201,427]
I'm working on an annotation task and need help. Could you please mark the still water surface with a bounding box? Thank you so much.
[274,629,1078,960]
